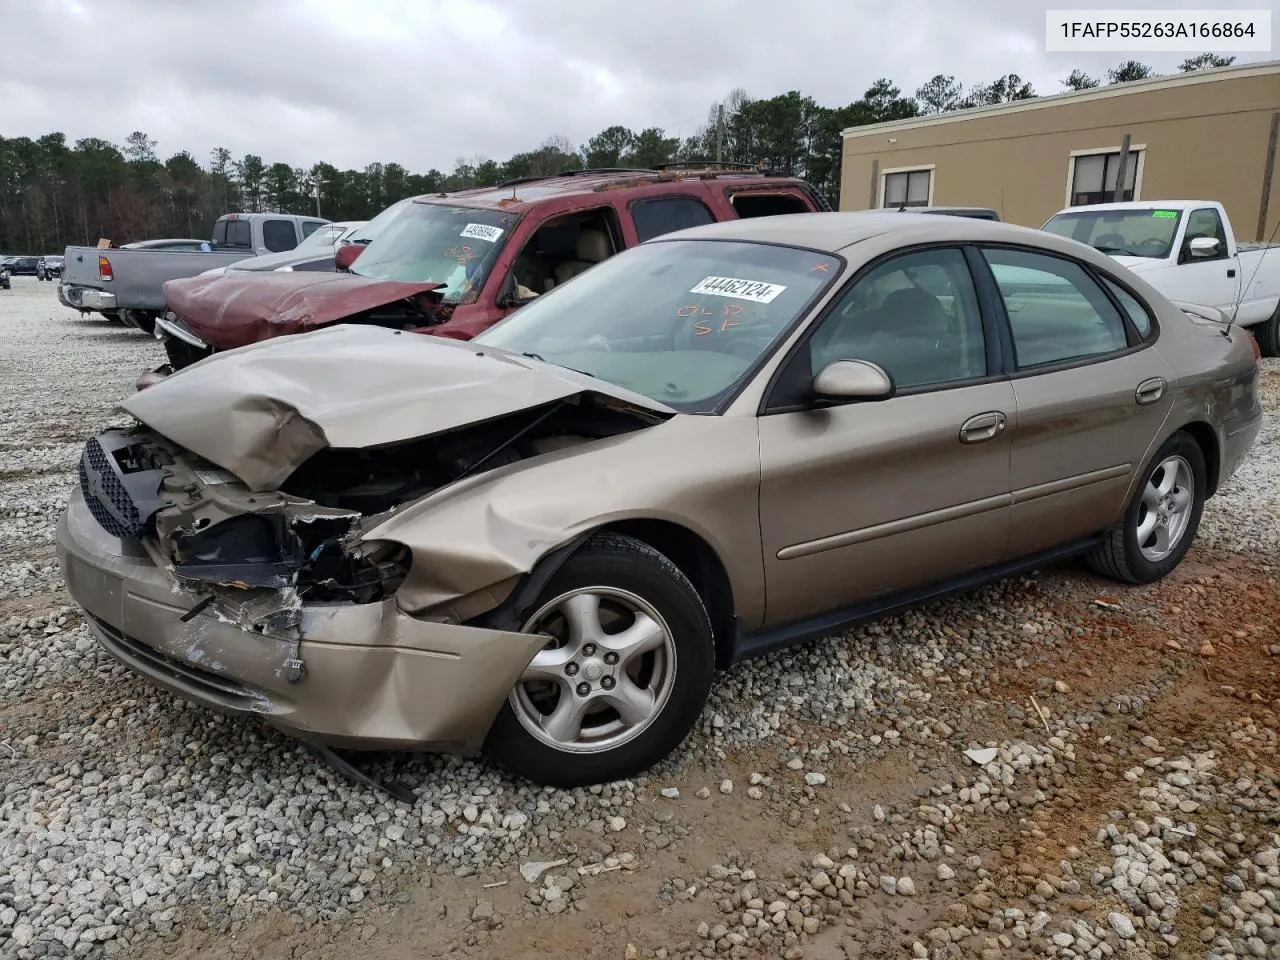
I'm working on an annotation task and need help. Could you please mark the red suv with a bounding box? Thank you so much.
[149,165,830,379]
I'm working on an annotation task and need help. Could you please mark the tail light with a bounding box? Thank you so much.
[98,256,113,281]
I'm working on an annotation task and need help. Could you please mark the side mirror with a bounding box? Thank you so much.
[812,359,895,403]
[1188,236,1220,259]
[334,242,367,271]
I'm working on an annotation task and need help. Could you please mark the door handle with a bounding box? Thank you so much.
[959,411,1007,444]
[1135,377,1166,405]
[1227,268,1236,278]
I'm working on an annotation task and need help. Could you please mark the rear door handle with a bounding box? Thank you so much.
[1227,268,1236,278]
[1135,377,1166,405]
[959,411,1007,444]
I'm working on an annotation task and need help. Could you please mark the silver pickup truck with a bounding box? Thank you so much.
[59,213,329,333]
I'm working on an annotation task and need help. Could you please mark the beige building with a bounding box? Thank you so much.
[839,60,1280,240]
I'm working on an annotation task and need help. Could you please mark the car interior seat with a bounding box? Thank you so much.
[553,229,611,287]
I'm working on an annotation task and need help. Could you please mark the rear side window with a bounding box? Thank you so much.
[301,220,326,238]
[631,196,716,242]
[730,191,811,218]
[221,220,252,248]
[1100,276,1153,338]
[982,248,1129,368]
[262,220,297,253]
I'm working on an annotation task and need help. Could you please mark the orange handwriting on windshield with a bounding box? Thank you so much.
[681,302,744,335]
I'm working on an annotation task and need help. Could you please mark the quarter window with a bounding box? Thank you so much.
[1100,276,1153,338]
[631,196,716,242]
[808,247,986,389]
[983,248,1129,368]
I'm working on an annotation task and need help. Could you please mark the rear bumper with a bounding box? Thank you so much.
[59,282,116,311]
[56,489,546,752]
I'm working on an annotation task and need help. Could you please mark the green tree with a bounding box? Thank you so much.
[1062,69,1100,90]
[1108,60,1157,83]
[1179,52,1235,71]
[916,74,964,114]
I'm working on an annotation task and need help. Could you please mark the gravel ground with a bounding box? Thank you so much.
[1,275,1278,960]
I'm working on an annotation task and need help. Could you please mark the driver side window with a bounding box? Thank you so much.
[808,247,987,390]
[1180,207,1228,263]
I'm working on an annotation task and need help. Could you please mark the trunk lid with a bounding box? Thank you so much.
[119,324,675,492]
[162,271,446,350]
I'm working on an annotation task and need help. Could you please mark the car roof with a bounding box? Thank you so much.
[411,166,813,212]
[647,210,1053,254]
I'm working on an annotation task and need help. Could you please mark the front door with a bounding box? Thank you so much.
[978,246,1177,560]
[1164,207,1239,312]
[757,246,1013,627]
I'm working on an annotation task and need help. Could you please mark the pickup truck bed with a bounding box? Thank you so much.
[59,213,328,333]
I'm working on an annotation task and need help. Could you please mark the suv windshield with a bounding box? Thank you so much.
[473,238,841,414]
[349,201,515,302]
[1042,208,1183,258]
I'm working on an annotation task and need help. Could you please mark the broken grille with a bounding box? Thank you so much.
[79,436,143,538]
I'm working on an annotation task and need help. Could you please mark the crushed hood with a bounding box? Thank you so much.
[119,324,674,492]
[162,271,445,349]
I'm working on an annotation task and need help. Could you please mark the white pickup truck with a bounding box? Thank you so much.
[1042,200,1280,355]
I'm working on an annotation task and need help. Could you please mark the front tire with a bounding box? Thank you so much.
[1086,431,1206,584]
[485,532,714,787]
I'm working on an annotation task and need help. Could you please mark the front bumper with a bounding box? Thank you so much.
[59,283,117,311]
[56,489,546,752]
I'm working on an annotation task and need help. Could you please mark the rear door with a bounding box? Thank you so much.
[975,245,1176,561]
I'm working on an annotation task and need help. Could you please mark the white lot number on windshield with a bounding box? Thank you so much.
[460,223,504,243]
[690,275,787,304]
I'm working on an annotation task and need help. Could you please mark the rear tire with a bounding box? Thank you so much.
[484,532,714,788]
[1086,431,1206,584]
[1256,304,1280,358]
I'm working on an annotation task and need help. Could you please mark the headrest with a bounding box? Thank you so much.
[576,229,610,263]
[880,288,948,339]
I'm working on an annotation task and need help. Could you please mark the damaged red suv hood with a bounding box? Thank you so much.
[162,271,445,350]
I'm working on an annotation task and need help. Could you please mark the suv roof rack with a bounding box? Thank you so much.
[556,167,658,177]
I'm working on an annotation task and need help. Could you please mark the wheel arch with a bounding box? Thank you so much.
[469,519,738,669]
[596,519,737,669]
[1176,420,1221,497]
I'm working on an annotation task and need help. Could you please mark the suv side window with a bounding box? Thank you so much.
[808,247,987,390]
[503,205,623,299]
[982,248,1129,368]
[1179,207,1228,262]
[262,219,298,253]
[630,196,716,242]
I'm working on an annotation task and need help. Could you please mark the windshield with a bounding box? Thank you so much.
[348,201,515,303]
[296,223,351,250]
[473,239,842,413]
[1042,208,1183,258]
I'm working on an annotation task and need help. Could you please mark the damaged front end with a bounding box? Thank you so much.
[79,428,411,684]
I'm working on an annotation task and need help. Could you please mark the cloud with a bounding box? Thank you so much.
[2,0,1273,174]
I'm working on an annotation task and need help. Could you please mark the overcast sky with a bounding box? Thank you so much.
[2,0,1275,174]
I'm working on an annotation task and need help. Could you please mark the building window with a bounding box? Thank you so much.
[1068,150,1141,206]
[881,168,932,208]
